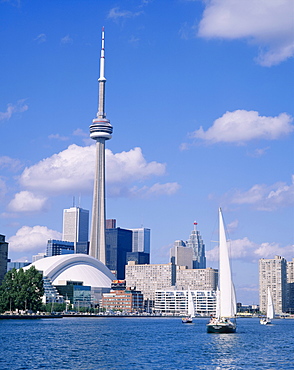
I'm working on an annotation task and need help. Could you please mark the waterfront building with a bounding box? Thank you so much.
[47,239,74,257]
[105,227,132,279]
[186,222,206,269]
[176,266,218,291]
[130,228,150,254]
[0,234,8,284]
[89,28,113,264]
[101,288,143,313]
[170,241,193,269]
[259,255,287,315]
[55,281,92,308]
[62,206,89,253]
[125,261,176,310]
[287,258,294,314]
[24,254,114,306]
[155,289,216,316]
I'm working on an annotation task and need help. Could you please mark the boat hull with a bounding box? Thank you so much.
[206,322,236,333]
[182,317,193,324]
[260,318,271,325]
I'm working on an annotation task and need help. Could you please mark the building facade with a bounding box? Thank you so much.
[125,261,176,310]
[259,255,287,315]
[47,240,74,257]
[62,206,89,253]
[105,227,132,279]
[175,267,218,291]
[101,288,143,313]
[130,228,150,254]
[126,252,150,265]
[0,234,8,284]
[170,241,193,269]
[155,289,216,316]
[287,258,294,314]
[186,222,206,269]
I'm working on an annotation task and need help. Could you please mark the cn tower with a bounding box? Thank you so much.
[89,27,113,263]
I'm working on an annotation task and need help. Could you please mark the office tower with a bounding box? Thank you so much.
[63,207,89,246]
[0,234,8,284]
[32,253,46,262]
[89,27,113,264]
[131,228,150,254]
[7,261,30,271]
[287,258,294,313]
[105,228,132,279]
[106,219,116,229]
[47,240,74,257]
[170,240,193,269]
[259,255,287,315]
[186,222,206,269]
[126,252,150,265]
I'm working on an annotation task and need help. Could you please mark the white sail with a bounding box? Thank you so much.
[267,287,274,320]
[187,287,195,317]
[219,208,236,318]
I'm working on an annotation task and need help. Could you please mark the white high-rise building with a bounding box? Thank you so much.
[259,255,287,315]
[89,28,113,263]
[131,228,150,254]
[63,207,89,243]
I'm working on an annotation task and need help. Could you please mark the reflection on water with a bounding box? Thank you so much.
[210,333,239,369]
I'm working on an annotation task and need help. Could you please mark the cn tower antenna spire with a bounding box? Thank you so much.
[89,27,113,264]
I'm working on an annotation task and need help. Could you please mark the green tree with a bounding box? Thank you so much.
[0,267,44,313]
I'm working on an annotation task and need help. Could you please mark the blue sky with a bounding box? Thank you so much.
[1,0,293,304]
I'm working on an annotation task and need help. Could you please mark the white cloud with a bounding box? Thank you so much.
[48,133,69,141]
[61,35,73,44]
[0,156,22,171]
[228,175,294,211]
[0,178,7,200]
[130,182,181,198]
[8,225,61,253]
[8,191,48,213]
[207,236,293,263]
[192,110,293,143]
[18,145,173,198]
[34,33,46,43]
[197,0,294,66]
[107,7,143,20]
[0,100,28,122]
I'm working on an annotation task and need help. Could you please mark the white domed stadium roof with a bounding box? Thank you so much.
[25,254,114,288]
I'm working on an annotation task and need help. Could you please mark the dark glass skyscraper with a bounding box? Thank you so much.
[106,228,132,279]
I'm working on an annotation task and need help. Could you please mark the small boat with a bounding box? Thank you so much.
[182,287,194,323]
[260,287,274,325]
[207,208,237,334]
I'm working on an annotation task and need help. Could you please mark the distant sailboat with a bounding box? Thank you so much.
[182,288,194,323]
[260,287,274,325]
[207,208,237,333]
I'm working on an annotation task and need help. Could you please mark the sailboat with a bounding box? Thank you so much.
[260,287,274,325]
[182,287,194,323]
[207,208,237,333]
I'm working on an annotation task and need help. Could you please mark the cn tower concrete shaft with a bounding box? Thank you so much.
[89,28,113,264]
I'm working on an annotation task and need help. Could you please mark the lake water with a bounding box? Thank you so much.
[0,317,293,369]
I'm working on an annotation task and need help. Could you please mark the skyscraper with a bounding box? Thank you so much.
[0,234,8,284]
[259,255,287,315]
[89,28,113,263]
[62,206,89,253]
[131,228,150,254]
[186,222,206,269]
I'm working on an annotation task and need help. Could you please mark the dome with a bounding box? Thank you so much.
[24,254,114,288]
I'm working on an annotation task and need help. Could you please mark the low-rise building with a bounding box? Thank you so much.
[102,288,143,313]
[155,288,216,316]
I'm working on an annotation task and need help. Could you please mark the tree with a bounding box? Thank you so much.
[0,267,44,313]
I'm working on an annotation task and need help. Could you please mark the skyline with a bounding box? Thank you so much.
[1,0,293,304]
